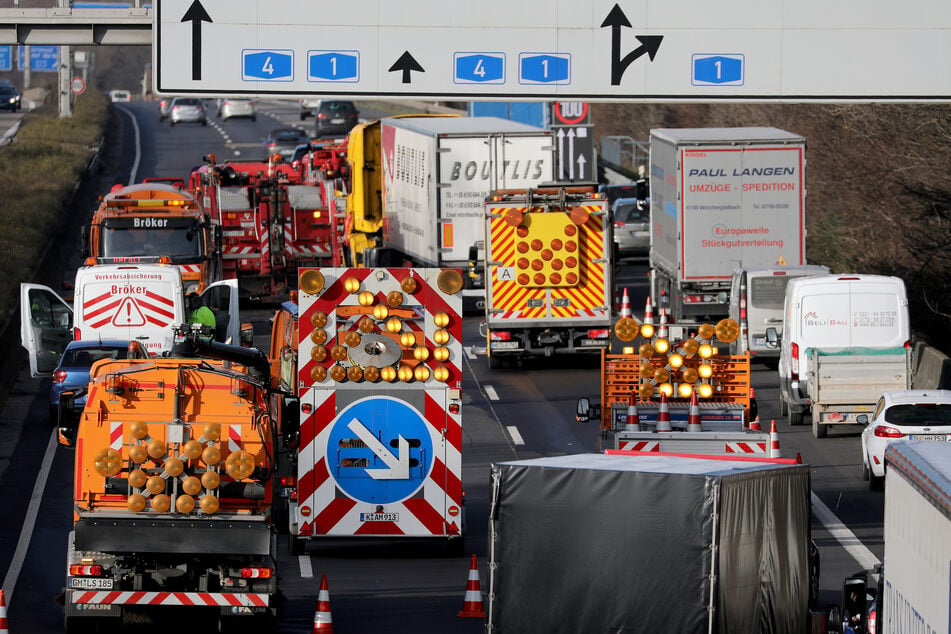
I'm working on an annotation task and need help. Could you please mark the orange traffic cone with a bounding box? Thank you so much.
[313,574,333,633]
[658,306,669,339]
[655,391,672,432]
[458,554,486,618]
[0,589,8,634]
[625,393,640,432]
[749,417,761,432]
[643,296,654,325]
[619,288,632,319]
[769,420,781,458]
[687,391,701,432]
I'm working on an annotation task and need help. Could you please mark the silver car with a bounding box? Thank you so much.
[612,197,649,259]
[218,98,256,122]
[169,97,207,126]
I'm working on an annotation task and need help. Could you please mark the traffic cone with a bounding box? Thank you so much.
[687,391,702,432]
[655,391,672,432]
[749,417,761,432]
[658,306,669,339]
[313,574,333,633]
[769,420,781,458]
[625,392,640,432]
[619,288,632,319]
[0,589,8,634]
[643,296,654,325]
[458,554,486,618]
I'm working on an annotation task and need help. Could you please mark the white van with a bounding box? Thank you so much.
[21,263,239,377]
[778,274,910,427]
[729,265,830,364]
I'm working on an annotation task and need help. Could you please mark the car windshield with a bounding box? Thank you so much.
[64,346,126,367]
[0,86,16,96]
[884,403,951,426]
[175,99,201,107]
[273,130,305,142]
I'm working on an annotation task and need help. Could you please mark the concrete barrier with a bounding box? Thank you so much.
[911,341,951,390]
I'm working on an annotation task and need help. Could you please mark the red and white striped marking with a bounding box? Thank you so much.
[619,440,660,452]
[110,422,123,451]
[724,442,767,454]
[228,424,242,453]
[0,589,8,634]
[70,591,269,607]
[624,393,640,432]
[655,392,672,432]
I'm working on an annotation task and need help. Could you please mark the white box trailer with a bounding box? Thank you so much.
[881,441,951,634]
[649,127,807,322]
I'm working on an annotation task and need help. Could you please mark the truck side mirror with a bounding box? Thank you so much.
[240,322,254,347]
[766,327,779,348]
[576,398,591,423]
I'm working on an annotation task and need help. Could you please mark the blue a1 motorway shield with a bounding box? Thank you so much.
[519,53,570,84]
[327,396,434,504]
[692,54,744,86]
[454,53,504,84]
[242,50,294,81]
[308,51,359,82]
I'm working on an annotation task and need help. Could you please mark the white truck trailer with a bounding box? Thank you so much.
[649,127,807,322]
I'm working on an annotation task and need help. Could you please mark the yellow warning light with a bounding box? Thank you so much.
[129,445,147,464]
[146,475,166,495]
[364,366,381,382]
[176,494,195,514]
[682,367,700,384]
[164,457,184,477]
[373,304,389,320]
[434,329,450,345]
[183,440,203,460]
[614,317,638,341]
[344,331,362,347]
[697,323,715,340]
[310,329,328,345]
[128,468,147,489]
[359,316,376,333]
[310,311,328,328]
[698,344,714,359]
[640,323,655,339]
[299,270,325,295]
[434,346,450,362]
[622,346,636,355]
[358,291,375,306]
[380,366,397,382]
[434,312,450,328]
[638,382,655,400]
[400,332,416,347]
[204,423,221,441]
[200,495,219,514]
[330,365,347,382]
[698,363,713,379]
[433,366,450,382]
[678,383,694,398]
[653,367,670,384]
[715,318,740,343]
[654,338,670,354]
[698,383,714,398]
[311,366,327,382]
[669,353,684,369]
[682,339,700,355]
[130,421,149,440]
[386,317,402,333]
[437,269,464,295]
[128,493,146,512]
[201,470,220,490]
[202,445,221,466]
[147,439,167,460]
[311,345,328,362]
[638,362,654,379]
[400,277,418,294]
[414,365,431,382]
[225,450,255,480]
[331,345,348,361]
[347,366,364,382]
[414,346,430,361]
[387,290,404,307]
[398,365,414,382]
[658,382,674,398]
[639,343,655,358]
[182,476,202,496]
[344,277,361,293]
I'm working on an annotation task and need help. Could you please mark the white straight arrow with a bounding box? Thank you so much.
[347,418,409,480]
[576,153,587,179]
[556,128,566,180]
[567,128,576,180]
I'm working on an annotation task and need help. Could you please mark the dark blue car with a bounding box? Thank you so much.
[49,340,148,422]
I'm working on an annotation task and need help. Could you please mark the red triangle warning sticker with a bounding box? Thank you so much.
[775,255,787,266]
[112,297,147,327]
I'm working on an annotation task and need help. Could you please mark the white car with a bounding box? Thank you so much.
[299,98,321,120]
[860,389,951,490]
[218,98,256,122]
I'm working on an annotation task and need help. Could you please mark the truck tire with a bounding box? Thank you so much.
[812,415,827,439]
[869,471,884,491]
[289,534,304,556]
[788,406,802,426]
[488,353,504,370]
[779,396,788,416]
[447,534,465,557]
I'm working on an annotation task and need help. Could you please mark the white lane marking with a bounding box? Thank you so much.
[506,426,525,446]
[298,555,313,579]
[463,346,477,360]
[117,105,141,184]
[484,385,499,401]
[811,492,881,571]
[2,427,59,602]
[461,356,519,458]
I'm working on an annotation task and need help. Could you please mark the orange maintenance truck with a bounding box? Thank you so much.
[59,327,280,632]
[83,182,221,294]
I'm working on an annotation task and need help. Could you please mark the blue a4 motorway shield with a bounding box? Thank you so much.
[454,53,504,84]
[242,50,294,81]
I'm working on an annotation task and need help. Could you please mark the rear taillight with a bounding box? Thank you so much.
[318,112,329,119]
[280,476,296,487]
[791,342,800,379]
[873,425,904,438]
[53,369,67,384]
[613,221,624,228]
[240,567,273,579]
[69,564,103,576]
[587,329,609,339]
[73,327,80,340]
[868,607,877,634]
[490,331,511,341]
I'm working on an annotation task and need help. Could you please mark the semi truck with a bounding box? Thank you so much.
[280,267,466,554]
[486,452,818,633]
[344,115,553,310]
[58,327,279,632]
[482,186,612,367]
[648,127,807,322]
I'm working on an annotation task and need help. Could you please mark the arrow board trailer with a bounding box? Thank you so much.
[292,267,464,551]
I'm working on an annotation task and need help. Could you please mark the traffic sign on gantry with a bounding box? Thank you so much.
[155,0,951,101]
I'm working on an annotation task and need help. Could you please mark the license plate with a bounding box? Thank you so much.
[581,339,607,347]
[753,336,766,346]
[69,577,114,590]
[631,230,648,237]
[911,434,948,441]
[360,512,398,522]
[491,341,519,350]
[222,230,244,237]
[331,118,344,124]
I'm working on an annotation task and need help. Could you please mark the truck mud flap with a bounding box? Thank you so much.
[75,517,272,556]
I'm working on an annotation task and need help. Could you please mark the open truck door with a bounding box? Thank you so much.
[20,283,73,378]
[200,279,240,344]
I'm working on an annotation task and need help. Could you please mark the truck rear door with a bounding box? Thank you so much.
[20,283,73,377]
[285,185,332,264]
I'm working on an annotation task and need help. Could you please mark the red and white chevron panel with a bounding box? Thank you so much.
[618,440,660,452]
[724,441,767,454]
[110,422,122,451]
[70,591,268,607]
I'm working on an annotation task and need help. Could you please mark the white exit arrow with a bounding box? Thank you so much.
[347,418,409,480]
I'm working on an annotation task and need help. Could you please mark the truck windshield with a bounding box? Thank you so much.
[102,220,204,261]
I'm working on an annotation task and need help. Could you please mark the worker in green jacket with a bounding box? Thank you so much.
[187,292,216,329]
